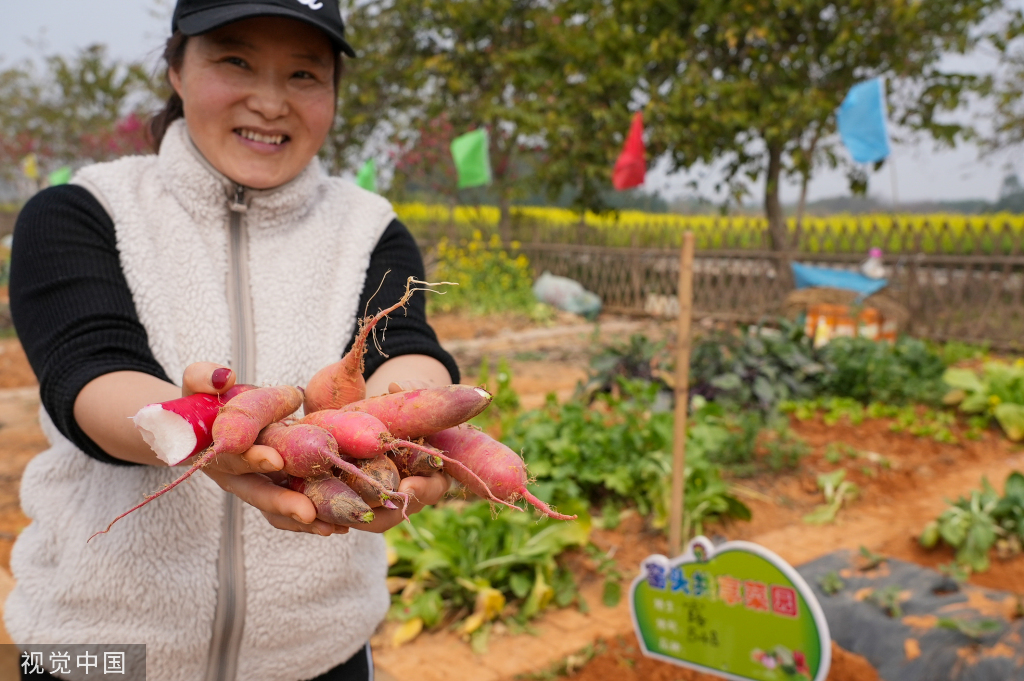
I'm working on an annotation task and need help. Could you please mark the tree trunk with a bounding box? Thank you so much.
[796,172,810,230]
[498,190,512,244]
[764,143,794,289]
[795,128,820,231]
[493,136,513,244]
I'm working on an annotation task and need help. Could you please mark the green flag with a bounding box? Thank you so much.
[47,166,73,186]
[450,129,492,189]
[356,159,377,193]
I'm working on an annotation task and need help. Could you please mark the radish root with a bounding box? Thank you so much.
[89,446,221,541]
[391,439,522,512]
[359,277,458,372]
[519,488,577,521]
[331,454,409,509]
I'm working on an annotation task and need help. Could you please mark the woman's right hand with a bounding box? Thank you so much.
[182,362,342,537]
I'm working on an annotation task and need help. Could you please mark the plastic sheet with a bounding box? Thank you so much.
[532,271,602,319]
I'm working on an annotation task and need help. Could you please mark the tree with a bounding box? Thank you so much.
[0,64,42,181]
[345,0,560,235]
[389,114,460,205]
[989,11,1024,154]
[0,45,152,183]
[321,1,430,177]
[526,1,641,213]
[572,0,1008,250]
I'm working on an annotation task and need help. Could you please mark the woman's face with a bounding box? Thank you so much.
[169,17,335,190]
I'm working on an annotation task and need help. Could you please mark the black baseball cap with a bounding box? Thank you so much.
[172,0,356,57]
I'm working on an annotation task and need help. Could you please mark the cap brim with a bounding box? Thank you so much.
[177,4,356,57]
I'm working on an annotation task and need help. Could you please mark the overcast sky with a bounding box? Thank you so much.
[2,0,1021,205]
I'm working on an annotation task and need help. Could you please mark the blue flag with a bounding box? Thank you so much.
[837,78,891,164]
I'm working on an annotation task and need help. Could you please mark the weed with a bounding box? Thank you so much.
[937,617,1002,641]
[868,585,904,618]
[763,424,809,471]
[804,470,858,525]
[514,642,607,680]
[819,572,846,596]
[858,546,887,570]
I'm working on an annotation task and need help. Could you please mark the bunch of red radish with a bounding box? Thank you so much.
[91,279,574,540]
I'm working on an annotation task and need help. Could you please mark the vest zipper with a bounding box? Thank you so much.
[205,183,253,681]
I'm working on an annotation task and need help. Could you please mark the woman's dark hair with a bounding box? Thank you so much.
[149,32,188,152]
[149,30,345,153]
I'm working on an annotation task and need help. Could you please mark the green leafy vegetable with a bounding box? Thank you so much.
[921,472,1024,573]
[502,378,750,535]
[385,499,591,641]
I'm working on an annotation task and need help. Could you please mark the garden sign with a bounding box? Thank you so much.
[630,536,831,681]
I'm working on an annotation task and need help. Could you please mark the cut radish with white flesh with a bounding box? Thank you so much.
[133,385,255,465]
[133,395,219,465]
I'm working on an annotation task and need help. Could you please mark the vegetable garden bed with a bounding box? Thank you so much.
[0,316,1023,680]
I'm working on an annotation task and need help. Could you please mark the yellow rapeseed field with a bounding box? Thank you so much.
[395,203,1024,253]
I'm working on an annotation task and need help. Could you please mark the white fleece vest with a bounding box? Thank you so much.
[5,120,396,681]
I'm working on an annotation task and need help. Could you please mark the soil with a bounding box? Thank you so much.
[540,637,879,681]
[0,339,38,389]
[0,339,41,573]
[0,314,1021,681]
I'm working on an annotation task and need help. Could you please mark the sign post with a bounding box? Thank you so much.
[631,537,832,681]
[669,231,696,556]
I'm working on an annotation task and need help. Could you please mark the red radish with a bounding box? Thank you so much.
[388,438,520,511]
[301,410,392,459]
[92,385,305,539]
[133,384,256,466]
[256,422,338,478]
[304,277,427,413]
[301,408,508,509]
[340,385,493,440]
[389,445,443,478]
[205,385,304,457]
[426,425,577,521]
[287,476,375,525]
[339,456,401,509]
[255,422,406,508]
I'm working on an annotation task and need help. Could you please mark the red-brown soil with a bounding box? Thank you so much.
[540,637,878,681]
[0,339,37,389]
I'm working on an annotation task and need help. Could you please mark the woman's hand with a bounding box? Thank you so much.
[188,364,453,536]
[182,362,329,535]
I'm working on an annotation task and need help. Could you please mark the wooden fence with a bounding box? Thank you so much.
[410,217,1024,350]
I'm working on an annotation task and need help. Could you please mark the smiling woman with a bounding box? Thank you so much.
[5,1,459,681]
[168,17,337,189]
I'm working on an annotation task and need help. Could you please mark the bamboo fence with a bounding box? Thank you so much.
[411,216,1024,350]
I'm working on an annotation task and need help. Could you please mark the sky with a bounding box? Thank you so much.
[2,0,1021,205]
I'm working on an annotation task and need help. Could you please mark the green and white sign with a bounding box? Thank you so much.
[630,536,831,681]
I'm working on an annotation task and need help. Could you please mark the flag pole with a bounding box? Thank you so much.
[668,231,696,557]
[889,154,899,210]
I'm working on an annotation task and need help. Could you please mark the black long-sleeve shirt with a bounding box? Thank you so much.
[10,184,458,466]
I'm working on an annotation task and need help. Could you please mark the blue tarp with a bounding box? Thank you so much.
[791,262,888,299]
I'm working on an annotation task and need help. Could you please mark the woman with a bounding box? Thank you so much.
[6,2,455,679]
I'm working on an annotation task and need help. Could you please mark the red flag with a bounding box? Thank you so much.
[612,112,646,190]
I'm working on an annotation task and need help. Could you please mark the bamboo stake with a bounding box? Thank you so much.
[668,231,696,557]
